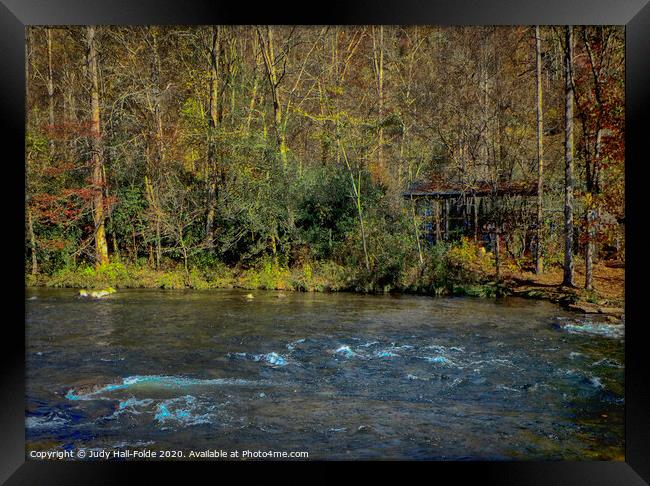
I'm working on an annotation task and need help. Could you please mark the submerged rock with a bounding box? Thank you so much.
[79,287,116,299]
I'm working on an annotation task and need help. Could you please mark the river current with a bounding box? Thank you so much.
[25,288,624,460]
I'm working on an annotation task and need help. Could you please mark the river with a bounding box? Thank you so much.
[25,288,624,460]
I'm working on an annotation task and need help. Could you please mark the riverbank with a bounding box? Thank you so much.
[502,261,625,320]
[25,256,624,321]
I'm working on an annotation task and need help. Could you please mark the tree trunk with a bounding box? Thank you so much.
[444,199,450,241]
[585,128,604,290]
[28,208,38,275]
[258,26,288,167]
[103,164,119,260]
[534,26,545,274]
[473,196,479,242]
[562,26,575,287]
[434,200,442,243]
[86,26,109,267]
[585,209,595,290]
[46,27,55,159]
[147,30,164,265]
[372,26,385,182]
[144,173,161,269]
[494,227,501,283]
[410,197,423,265]
[339,140,370,271]
[357,188,370,272]
[205,26,221,248]
[26,30,38,275]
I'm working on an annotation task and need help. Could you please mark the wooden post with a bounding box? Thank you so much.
[444,199,450,241]
[494,226,501,283]
[473,196,479,242]
[462,195,468,237]
[434,199,441,243]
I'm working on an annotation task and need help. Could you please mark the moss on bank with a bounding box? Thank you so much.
[25,256,502,298]
[26,260,351,292]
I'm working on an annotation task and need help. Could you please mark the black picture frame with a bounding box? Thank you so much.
[2,1,649,483]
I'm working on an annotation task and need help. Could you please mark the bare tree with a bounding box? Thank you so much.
[534,26,545,275]
[562,26,575,287]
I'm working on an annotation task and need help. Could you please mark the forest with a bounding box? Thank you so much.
[25,25,625,302]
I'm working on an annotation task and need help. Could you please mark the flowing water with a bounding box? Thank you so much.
[25,288,624,460]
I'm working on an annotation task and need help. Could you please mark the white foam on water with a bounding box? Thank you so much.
[591,358,623,368]
[334,345,358,358]
[65,375,263,401]
[26,413,69,430]
[154,395,215,427]
[557,319,624,339]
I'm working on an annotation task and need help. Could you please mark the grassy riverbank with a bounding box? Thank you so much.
[25,239,502,297]
[26,238,625,316]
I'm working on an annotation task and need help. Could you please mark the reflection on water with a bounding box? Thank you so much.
[26,288,624,460]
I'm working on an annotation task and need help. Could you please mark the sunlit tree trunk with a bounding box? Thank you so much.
[562,26,575,287]
[535,26,545,274]
[244,31,261,135]
[495,226,501,283]
[258,26,288,168]
[27,208,38,275]
[86,26,109,267]
[148,27,164,265]
[26,30,39,275]
[144,172,160,269]
[371,26,385,182]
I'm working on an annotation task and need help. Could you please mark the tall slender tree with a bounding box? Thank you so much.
[26,30,39,275]
[205,25,221,248]
[46,28,56,158]
[371,25,385,182]
[562,26,575,287]
[534,26,544,274]
[258,26,288,168]
[86,26,109,267]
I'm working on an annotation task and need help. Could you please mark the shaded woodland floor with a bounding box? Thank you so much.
[506,261,625,313]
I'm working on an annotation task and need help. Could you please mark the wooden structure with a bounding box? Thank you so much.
[403,179,538,245]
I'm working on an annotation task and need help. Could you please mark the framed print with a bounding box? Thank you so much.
[2,0,649,483]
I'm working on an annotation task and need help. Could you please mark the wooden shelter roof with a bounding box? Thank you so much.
[403,179,538,198]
